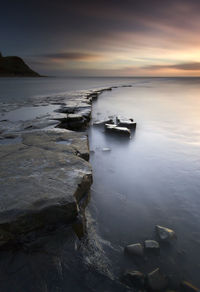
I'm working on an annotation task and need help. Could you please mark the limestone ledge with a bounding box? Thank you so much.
[0,130,92,244]
[0,85,131,245]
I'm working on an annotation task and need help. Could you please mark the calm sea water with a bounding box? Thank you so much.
[0,77,200,291]
[0,76,135,104]
[88,77,200,289]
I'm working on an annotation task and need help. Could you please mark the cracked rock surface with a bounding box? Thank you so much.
[0,130,92,242]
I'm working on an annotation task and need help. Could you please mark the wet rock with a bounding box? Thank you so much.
[98,87,112,94]
[116,117,137,129]
[58,114,87,130]
[87,92,98,100]
[0,130,92,243]
[124,243,144,257]
[72,214,86,239]
[122,85,132,88]
[58,105,76,114]
[155,225,176,242]
[22,130,90,161]
[105,124,131,137]
[144,240,160,250]
[102,148,111,152]
[122,270,145,288]
[180,281,199,292]
[79,108,91,121]
[57,99,92,130]
[147,268,168,291]
[93,119,114,126]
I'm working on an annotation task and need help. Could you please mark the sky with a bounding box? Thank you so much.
[1,0,200,76]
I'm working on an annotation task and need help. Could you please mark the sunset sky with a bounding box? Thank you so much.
[2,0,200,76]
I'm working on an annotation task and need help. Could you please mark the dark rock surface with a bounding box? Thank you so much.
[0,130,92,245]
[144,239,160,250]
[122,270,145,288]
[124,243,144,257]
[155,225,176,242]
[105,124,131,136]
[0,53,40,77]
[116,117,136,129]
[147,268,168,291]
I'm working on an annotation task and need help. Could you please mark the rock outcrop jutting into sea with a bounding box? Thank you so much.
[0,85,136,248]
[0,90,97,245]
[0,52,40,77]
[0,86,123,246]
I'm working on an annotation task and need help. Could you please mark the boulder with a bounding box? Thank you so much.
[124,243,144,257]
[147,268,168,291]
[122,270,145,288]
[116,117,136,129]
[144,240,160,250]
[155,225,176,242]
[105,124,131,137]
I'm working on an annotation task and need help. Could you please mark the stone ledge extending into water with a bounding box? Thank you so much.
[0,84,132,245]
[0,130,92,244]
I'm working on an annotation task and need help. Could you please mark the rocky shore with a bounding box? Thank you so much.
[0,85,122,246]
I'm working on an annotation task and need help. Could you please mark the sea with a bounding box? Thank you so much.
[0,77,200,291]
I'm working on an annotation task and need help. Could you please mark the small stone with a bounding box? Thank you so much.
[144,240,160,249]
[116,117,136,129]
[93,119,114,126]
[155,225,176,242]
[105,124,131,136]
[147,268,168,291]
[102,148,111,152]
[122,270,145,288]
[124,243,144,257]
[180,281,199,292]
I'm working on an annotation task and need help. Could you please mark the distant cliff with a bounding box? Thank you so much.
[0,53,40,77]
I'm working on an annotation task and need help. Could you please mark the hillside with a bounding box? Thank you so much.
[0,53,40,77]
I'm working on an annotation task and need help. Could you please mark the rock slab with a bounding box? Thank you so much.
[0,130,92,243]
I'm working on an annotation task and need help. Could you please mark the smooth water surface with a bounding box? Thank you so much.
[88,78,200,288]
[0,77,135,104]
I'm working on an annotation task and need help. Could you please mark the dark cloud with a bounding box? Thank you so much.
[143,62,200,71]
[2,0,200,75]
[41,52,101,61]
[2,0,200,45]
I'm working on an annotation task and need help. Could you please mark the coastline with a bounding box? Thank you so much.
[0,84,129,246]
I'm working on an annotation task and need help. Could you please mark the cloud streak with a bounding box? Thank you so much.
[143,62,200,71]
[41,52,102,61]
[3,0,200,75]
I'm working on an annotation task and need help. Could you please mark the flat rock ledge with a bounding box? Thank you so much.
[0,130,92,245]
[0,85,132,245]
